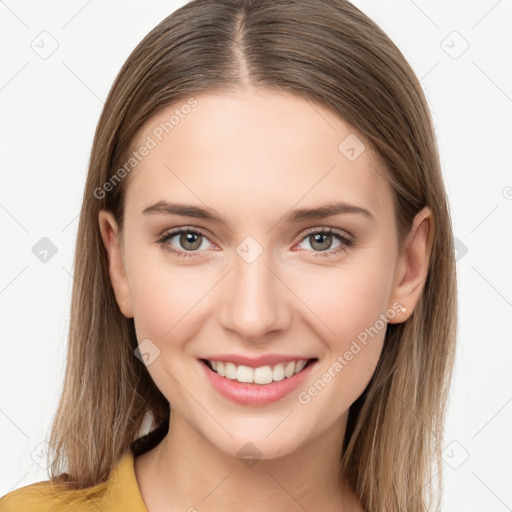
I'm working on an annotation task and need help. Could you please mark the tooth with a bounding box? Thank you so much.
[254,365,273,384]
[294,359,307,374]
[284,361,295,378]
[225,362,237,379]
[209,358,311,383]
[272,363,285,381]
[236,365,254,383]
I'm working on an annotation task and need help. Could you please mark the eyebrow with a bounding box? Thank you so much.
[141,200,375,223]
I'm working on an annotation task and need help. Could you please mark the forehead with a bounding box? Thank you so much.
[125,89,393,225]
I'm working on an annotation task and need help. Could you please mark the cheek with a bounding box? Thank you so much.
[289,256,393,403]
[126,239,221,347]
[294,267,390,420]
[130,267,208,341]
[291,258,394,344]
[126,253,220,405]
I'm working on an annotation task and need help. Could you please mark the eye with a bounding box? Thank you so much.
[294,227,354,257]
[157,226,355,259]
[157,227,215,258]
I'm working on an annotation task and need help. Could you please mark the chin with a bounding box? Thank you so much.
[205,425,308,463]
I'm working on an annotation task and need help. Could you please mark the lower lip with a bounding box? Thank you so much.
[200,359,316,406]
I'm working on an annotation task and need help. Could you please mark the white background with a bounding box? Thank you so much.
[1,1,511,510]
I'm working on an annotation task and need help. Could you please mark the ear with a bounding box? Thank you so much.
[98,210,134,318]
[387,206,434,324]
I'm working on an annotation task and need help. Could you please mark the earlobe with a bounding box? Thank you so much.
[98,210,134,318]
[387,206,433,324]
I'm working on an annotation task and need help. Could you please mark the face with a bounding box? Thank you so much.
[99,88,428,461]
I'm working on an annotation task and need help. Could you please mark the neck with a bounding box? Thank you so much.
[135,411,362,512]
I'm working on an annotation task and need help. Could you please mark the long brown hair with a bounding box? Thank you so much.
[47,1,457,510]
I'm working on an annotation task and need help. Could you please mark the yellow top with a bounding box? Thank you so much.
[0,451,147,512]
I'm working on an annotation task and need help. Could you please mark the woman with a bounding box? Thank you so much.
[0,0,457,510]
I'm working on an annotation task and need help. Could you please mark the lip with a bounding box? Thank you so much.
[200,353,315,368]
[199,357,317,406]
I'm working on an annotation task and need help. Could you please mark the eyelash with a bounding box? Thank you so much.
[156,226,355,259]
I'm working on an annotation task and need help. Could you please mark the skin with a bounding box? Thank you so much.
[99,88,433,512]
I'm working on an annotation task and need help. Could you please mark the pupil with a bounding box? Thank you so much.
[312,233,331,251]
[182,232,201,250]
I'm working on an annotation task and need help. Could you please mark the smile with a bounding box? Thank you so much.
[199,357,318,406]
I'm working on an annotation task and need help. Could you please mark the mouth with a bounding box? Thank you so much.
[200,357,318,385]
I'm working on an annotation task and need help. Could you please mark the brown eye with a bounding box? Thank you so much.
[309,232,334,251]
[178,231,203,251]
[295,228,354,258]
[157,228,215,258]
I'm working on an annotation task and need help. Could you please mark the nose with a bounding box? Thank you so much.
[218,248,292,343]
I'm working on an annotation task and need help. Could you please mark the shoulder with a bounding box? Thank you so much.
[0,451,147,512]
[0,479,107,512]
[0,481,52,512]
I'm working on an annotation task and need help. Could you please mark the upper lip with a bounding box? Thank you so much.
[200,354,317,368]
